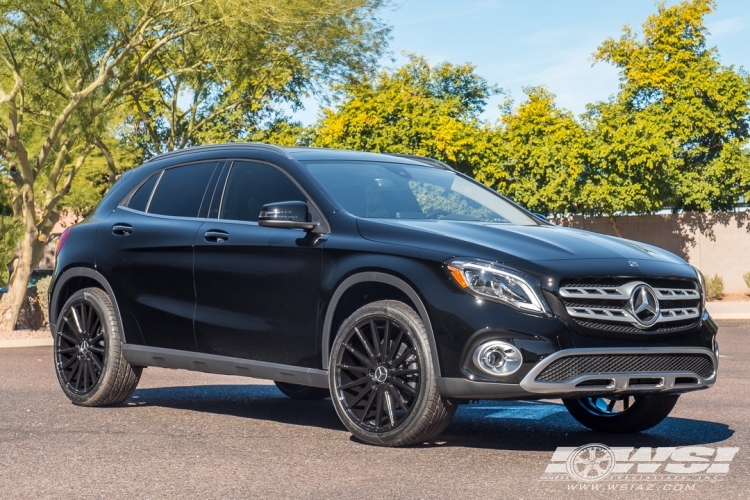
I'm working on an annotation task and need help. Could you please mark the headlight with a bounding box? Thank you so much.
[445,259,551,316]
[692,265,707,310]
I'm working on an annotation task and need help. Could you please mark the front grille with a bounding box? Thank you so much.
[558,277,701,334]
[536,353,715,382]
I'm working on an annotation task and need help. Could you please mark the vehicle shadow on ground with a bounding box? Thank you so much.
[128,385,734,450]
[129,384,345,432]
[435,400,734,451]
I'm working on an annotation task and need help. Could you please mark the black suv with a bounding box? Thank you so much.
[49,144,718,446]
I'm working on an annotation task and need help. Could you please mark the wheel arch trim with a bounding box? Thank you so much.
[321,272,441,376]
[50,267,128,343]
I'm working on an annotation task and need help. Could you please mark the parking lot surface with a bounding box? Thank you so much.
[1,321,748,499]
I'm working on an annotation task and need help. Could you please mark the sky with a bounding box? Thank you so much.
[291,0,750,125]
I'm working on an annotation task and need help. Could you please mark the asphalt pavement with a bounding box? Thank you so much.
[1,321,748,499]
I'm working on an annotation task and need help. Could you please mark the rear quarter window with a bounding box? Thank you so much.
[126,173,159,212]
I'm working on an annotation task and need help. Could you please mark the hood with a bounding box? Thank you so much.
[356,219,688,266]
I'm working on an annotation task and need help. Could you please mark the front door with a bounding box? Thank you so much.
[193,161,324,366]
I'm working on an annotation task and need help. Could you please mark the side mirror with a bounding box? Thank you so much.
[533,212,550,223]
[258,201,318,231]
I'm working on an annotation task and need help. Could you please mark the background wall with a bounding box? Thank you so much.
[555,213,750,294]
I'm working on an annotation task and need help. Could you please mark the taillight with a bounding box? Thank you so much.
[56,227,72,258]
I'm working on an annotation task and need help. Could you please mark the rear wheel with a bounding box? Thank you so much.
[329,300,456,447]
[563,394,679,433]
[54,288,142,406]
[274,381,329,400]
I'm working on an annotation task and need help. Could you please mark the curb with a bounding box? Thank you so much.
[707,302,750,321]
[0,337,53,349]
[712,314,750,320]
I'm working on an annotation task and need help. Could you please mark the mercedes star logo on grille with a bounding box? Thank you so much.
[630,284,660,328]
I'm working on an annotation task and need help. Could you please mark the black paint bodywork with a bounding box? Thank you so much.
[49,143,718,399]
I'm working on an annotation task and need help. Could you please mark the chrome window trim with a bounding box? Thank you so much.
[116,205,206,222]
[144,170,163,213]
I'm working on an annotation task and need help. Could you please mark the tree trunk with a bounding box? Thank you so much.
[607,215,623,238]
[0,191,49,331]
[0,225,46,331]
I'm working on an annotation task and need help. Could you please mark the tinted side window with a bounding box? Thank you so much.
[126,173,160,212]
[220,162,305,222]
[148,163,217,217]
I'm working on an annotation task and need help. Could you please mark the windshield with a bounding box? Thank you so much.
[303,161,538,225]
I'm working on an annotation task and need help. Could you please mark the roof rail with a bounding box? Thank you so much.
[145,142,291,163]
[383,153,455,171]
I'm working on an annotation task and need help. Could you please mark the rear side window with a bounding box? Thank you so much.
[147,163,217,217]
[219,162,305,222]
[127,173,159,212]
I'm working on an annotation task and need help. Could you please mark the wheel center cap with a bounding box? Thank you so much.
[79,340,90,354]
[372,365,388,383]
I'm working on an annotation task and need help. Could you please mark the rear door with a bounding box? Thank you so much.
[192,160,325,366]
[97,161,221,351]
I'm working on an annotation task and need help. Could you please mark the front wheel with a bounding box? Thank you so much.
[329,300,456,447]
[563,394,679,433]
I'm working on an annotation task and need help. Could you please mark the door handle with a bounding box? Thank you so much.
[112,224,133,235]
[204,230,229,243]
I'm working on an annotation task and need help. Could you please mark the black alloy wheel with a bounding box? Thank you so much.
[329,300,456,447]
[55,299,106,395]
[335,315,421,432]
[563,394,680,433]
[54,288,142,406]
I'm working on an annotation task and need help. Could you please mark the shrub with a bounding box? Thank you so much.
[705,274,724,301]
[36,276,52,328]
[743,271,750,290]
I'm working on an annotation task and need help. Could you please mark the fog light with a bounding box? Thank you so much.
[472,341,523,377]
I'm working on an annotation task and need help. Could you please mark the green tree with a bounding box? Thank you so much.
[0,1,220,329]
[314,55,500,174]
[251,119,316,147]
[125,0,389,157]
[581,0,750,225]
[0,175,20,286]
[0,0,389,330]
[475,87,587,216]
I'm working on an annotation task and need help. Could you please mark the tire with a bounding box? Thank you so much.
[328,300,456,447]
[53,287,142,407]
[275,381,330,400]
[563,394,679,433]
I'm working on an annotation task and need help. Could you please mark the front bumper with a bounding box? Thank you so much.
[437,345,718,400]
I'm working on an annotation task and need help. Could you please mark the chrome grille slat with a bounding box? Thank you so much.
[656,288,700,300]
[565,306,700,323]
[560,283,700,301]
